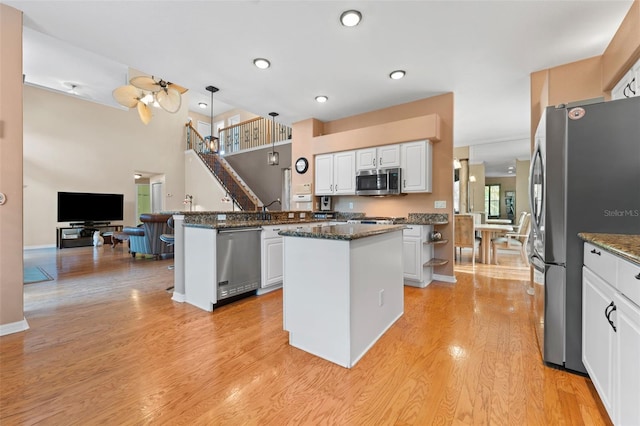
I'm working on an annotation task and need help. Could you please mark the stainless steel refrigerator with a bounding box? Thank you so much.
[529,96,640,374]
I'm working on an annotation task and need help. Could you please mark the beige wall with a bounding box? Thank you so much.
[602,0,640,90]
[0,4,25,330]
[184,150,237,211]
[292,94,455,277]
[23,85,188,247]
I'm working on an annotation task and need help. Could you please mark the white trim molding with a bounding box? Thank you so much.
[0,318,30,336]
[171,292,185,303]
[433,274,457,284]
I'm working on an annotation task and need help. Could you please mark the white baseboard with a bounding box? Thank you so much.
[24,244,56,250]
[257,284,282,295]
[433,273,457,284]
[0,318,30,336]
[171,292,185,303]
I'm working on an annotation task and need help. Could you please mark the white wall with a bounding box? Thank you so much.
[23,85,188,247]
[184,150,238,211]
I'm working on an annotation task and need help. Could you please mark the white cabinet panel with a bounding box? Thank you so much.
[315,151,355,195]
[315,154,334,195]
[263,237,284,287]
[356,148,377,170]
[614,292,640,425]
[582,267,616,420]
[401,140,432,193]
[378,144,400,168]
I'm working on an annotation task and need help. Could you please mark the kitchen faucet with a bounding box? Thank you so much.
[262,198,281,211]
[261,198,280,220]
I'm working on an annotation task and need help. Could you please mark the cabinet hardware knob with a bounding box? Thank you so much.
[590,248,601,256]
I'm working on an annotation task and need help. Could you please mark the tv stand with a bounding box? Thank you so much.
[69,221,111,228]
[57,224,123,249]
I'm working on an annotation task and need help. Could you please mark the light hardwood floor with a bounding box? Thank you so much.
[1,245,610,425]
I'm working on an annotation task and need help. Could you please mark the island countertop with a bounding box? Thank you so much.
[578,233,640,265]
[279,223,405,241]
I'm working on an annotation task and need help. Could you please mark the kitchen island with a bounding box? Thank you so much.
[280,223,405,368]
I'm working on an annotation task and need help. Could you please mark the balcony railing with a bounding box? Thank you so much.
[218,117,292,154]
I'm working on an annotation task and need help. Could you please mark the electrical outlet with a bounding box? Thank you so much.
[379,289,384,306]
[299,212,306,218]
[288,212,294,218]
[349,202,354,209]
[217,214,226,221]
[434,200,446,209]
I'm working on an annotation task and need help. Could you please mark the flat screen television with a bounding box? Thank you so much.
[57,192,124,224]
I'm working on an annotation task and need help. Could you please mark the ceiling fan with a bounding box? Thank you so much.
[112,76,188,124]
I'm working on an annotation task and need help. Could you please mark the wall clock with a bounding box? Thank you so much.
[295,157,309,174]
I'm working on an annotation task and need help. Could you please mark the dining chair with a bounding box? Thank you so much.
[454,214,481,265]
[492,213,531,265]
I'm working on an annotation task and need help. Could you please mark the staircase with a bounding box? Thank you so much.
[185,122,261,211]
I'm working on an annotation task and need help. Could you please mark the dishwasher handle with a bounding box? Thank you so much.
[218,227,262,234]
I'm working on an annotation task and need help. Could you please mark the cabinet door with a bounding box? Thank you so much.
[333,151,356,195]
[315,154,334,195]
[401,141,432,193]
[614,292,640,425]
[403,227,422,281]
[378,144,400,168]
[262,237,284,287]
[582,267,616,420]
[356,148,377,171]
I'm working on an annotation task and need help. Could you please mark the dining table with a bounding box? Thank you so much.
[486,219,512,224]
[475,223,514,264]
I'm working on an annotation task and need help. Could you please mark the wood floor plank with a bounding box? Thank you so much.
[0,246,611,424]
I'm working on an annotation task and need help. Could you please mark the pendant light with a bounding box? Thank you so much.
[267,112,279,165]
[205,85,219,153]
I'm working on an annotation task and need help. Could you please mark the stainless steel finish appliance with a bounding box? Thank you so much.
[530,97,640,374]
[355,168,401,196]
[216,227,261,301]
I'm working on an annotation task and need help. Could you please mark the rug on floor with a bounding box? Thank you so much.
[24,266,53,284]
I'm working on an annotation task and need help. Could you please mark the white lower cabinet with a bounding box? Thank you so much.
[402,225,434,288]
[582,267,616,419]
[582,242,640,425]
[260,225,286,294]
[614,292,640,425]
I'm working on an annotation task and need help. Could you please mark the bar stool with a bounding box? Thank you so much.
[159,217,175,291]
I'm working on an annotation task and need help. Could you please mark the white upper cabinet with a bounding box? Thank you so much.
[612,58,639,100]
[356,145,401,170]
[315,151,356,195]
[400,140,432,193]
[315,154,334,195]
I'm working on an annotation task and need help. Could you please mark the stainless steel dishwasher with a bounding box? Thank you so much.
[216,227,262,301]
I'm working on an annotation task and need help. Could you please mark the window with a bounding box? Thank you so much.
[485,184,500,218]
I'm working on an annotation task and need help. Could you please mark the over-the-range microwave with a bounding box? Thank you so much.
[355,168,402,196]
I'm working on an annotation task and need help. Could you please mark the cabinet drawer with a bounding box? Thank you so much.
[262,226,285,239]
[584,243,617,284]
[617,258,640,307]
[403,225,422,238]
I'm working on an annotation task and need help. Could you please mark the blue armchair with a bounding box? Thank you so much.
[122,213,174,259]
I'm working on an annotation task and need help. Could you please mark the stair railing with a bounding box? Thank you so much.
[185,122,261,211]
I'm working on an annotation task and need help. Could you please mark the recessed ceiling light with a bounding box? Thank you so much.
[340,10,362,27]
[253,58,271,69]
[508,166,515,170]
[389,70,406,80]
[315,95,328,103]
[198,102,207,109]
[134,173,142,179]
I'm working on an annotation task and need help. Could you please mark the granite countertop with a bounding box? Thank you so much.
[278,223,406,241]
[184,218,329,230]
[405,213,449,225]
[578,233,640,265]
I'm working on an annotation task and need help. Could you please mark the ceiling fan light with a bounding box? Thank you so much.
[253,58,271,69]
[389,70,406,80]
[140,93,154,105]
[340,10,362,27]
[315,95,328,103]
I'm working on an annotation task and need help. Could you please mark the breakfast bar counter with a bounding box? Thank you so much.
[279,223,405,368]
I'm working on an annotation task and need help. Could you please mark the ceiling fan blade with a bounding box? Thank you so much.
[137,102,152,124]
[130,75,161,92]
[112,85,142,108]
[156,88,182,113]
[168,82,188,94]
